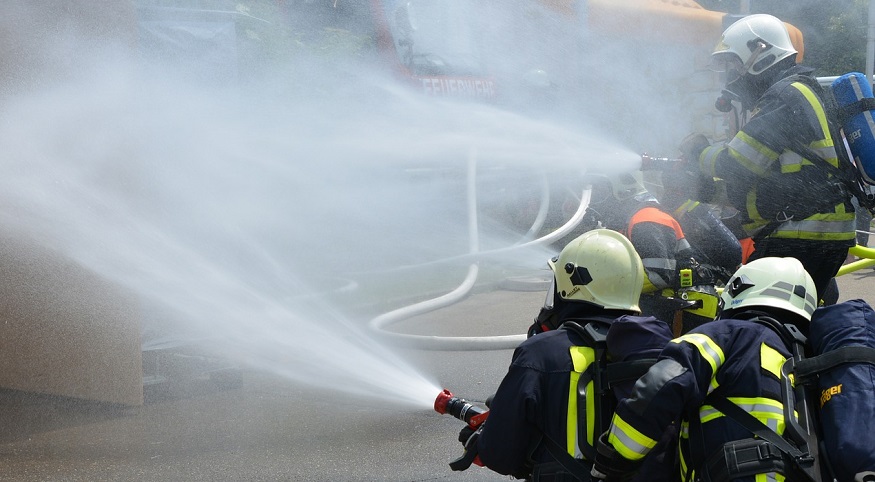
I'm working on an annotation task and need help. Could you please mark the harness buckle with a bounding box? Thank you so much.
[776,210,794,222]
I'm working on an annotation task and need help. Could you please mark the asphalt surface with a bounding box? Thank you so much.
[0,266,872,481]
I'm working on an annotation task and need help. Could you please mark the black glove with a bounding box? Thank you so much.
[458,424,477,445]
[459,424,483,445]
[678,133,710,165]
[449,424,484,471]
[591,432,641,482]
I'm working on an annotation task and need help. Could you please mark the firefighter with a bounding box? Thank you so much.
[581,172,728,335]
[468,229,676,481]
[680,14,856,303]
[657,164,742,279]
[590,256,818,481]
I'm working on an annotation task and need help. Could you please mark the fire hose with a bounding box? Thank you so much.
[368,148,591,351]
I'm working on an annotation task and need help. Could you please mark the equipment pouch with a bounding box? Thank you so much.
[703,438,786,482]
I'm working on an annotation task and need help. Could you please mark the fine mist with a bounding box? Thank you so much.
[0,2,667,410]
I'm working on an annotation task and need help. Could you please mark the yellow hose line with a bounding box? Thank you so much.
[837,245,875,276]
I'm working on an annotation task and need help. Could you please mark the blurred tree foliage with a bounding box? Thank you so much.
[697,0,869,75]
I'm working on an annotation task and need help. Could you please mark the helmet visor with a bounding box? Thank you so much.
[710,53,745,75]
[543,277,555,310]
[710,53,745,84]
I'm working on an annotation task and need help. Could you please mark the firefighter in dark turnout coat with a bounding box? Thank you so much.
[584,172,728,334]
[681,14,856,302]
[470,229,675,481]
[590,256,818,481]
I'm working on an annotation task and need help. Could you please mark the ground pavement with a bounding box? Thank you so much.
[0,270,872,481]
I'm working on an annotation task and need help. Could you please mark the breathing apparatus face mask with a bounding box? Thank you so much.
[528,275,560,337]
[711,41,770,112]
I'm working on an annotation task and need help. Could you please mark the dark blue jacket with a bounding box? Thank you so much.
[477,314,672,480]
[607,315,794,481]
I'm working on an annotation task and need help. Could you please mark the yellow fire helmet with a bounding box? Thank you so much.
[548,229,644,312]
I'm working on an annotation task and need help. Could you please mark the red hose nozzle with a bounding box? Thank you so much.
[434,388,489,427]
[434,389,454,415]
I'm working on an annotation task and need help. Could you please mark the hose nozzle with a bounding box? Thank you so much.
[434,389,488,427]
[641,153,683,171]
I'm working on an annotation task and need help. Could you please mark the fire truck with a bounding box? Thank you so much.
[267,0,801,144]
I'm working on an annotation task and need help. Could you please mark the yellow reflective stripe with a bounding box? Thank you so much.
[641,276,658,294]
[761,342,786,379]
[672,333,725,376]
[778,150,804,173]
[812,143,839,167]
[700,145,722,178]
[728,131,777,175]
[607,416,658,460]
[699,397,786,432]
[778,144,838,174]
[680,451,692,482]
[728,397,785,431]
[568,346,595,456]
[790,82,833,150]
[771,215,857,240]
[756,473,784,482]
[672,199,699,218]
[567,369,581,456]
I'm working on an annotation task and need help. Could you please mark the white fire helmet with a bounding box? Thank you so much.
[720,257,817,322]
[711,14,797,78]
[548,229,644,312]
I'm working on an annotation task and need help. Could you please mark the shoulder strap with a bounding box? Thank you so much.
[750,316,808,353]
[706,395,807,460]
[562,319,609,346]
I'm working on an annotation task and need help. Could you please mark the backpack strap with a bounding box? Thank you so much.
[836,97,875,126]
[706,394,811,460]
[536,433,594,482]
[794,345,875,385]
[605,358,658,388]
[562,320,610,462]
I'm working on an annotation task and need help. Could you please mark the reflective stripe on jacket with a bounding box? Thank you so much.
[698,67,856,242]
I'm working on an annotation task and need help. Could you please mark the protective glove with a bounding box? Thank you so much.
[678,133,711,165]
[458,424,477,445]
[449,424,484,471]
[590,432,641,482]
